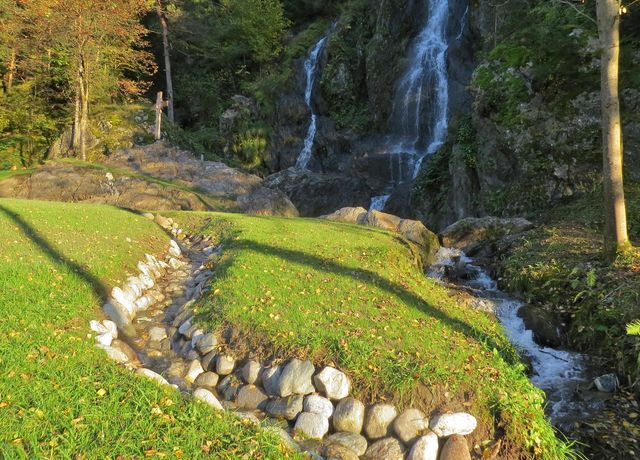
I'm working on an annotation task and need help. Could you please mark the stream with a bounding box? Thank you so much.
[427,248,605,431]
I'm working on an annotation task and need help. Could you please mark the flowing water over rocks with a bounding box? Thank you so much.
[295,36,327,170]
[428,248,604,430]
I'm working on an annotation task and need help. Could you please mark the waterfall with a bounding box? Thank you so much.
[295,36,328,170]
[388,0,451,180]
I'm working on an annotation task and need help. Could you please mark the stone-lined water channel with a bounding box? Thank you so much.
[91,216,479,460]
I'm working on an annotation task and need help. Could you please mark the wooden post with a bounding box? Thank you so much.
[154,91,169,140]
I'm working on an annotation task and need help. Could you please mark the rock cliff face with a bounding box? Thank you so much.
[263,0,474,215]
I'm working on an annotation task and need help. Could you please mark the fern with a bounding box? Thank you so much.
[627,320,640,336]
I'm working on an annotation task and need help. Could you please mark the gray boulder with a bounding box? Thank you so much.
[440,216,534,255]
[236,385,269,410]
[393,408,429,445]
[265,395,304,420]
[364,403,397,439]
[277,359,316,397]
[407,433,439,460]
[325,432,368,456]
[363,438,404,460]
[294,412,330,440]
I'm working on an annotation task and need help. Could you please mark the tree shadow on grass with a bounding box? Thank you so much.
[215,234,518,365]
[0,204,109,301]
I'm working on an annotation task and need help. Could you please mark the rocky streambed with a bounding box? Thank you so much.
[90,214,478,460]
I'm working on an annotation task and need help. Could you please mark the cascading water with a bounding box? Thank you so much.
[295,36,327,170]
[428,248,601,427]
[388,0,451,179]
[369,0,454,211]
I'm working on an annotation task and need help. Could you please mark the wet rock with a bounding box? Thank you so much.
[440,216,534,256]
[325,432,368,456]
[240,360,262,385]
[407,432,439,460]
[314,366,350,400]
[195,332,218,354]
[177,319,192,336]
[265,395,304,420]
[393,408,429,445]
[518,305,564,348]
[304,394,334,419]
[594,374,619,393]
[278,359,316,397]
[262,365,283,396]
[136,368,170,386]
[294,412,330,439]
[215,355,236,375]
[439,434,471,460]
[363,437,404,460]
[321,443,359,460]
[236,385,269,410]
[333,397,365,433]
[429,413,477,437]
[218,375,242,401]
[193,388,224,410]
[364,403,398,439]
[194,371,219,389]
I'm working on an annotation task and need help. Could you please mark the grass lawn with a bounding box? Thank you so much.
[0,198,295,459]
[170,212,581,459]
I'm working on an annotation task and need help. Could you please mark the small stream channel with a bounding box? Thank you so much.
[427,248,605,432]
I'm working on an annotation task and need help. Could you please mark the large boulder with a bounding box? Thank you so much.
[263,168,371,217]
[440,217,534,255]
[322,208,440,267]
[236,186,299,217]
[518,305,564,348]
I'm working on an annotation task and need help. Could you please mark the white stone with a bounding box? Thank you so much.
[134,295,154,312]
[185,359,205,384]
[102,320,118,337]
[333,397,365,433]
[393,409,429,445]
[429,413,477,437]
[139,273,155,289]
[193,388,224,410]
[169,240,182,258]
[303,394,334,419]
[95,333,113,347]
[407,433,439,460]
[137,261,154,279]
[277,359,315,397]
[127,276,144,298]
[240,360,261,384]
[168,257,182,269]
[103,302,131,326]
[314,366,350,399]
[99,345,128,363]
[111,287,136,315]
[136,368,170,386]
[365,403,398,439]
[294,412,329,440]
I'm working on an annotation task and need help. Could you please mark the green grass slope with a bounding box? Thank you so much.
[172,212,580,459]
[0,198,293,459]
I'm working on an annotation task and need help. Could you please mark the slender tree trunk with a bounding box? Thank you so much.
[5,49,16,94]
[597,0,629,261]
[72,85,81,152]
[156,0,174,123]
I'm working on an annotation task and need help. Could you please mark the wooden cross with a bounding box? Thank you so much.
[154,91,170,140]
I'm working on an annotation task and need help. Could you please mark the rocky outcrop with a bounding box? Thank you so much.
[0,143,299,217]
[263,168,370,217]
[0,164,209,211]
[322,207,440,267]
[439,217,534,256]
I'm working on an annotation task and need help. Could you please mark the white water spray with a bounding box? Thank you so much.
[389,0,451,179]
[295,37,327,170]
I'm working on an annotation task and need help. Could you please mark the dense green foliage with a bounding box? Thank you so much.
[0,198,294,458]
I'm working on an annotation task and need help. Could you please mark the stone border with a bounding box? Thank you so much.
[89,214,477,460]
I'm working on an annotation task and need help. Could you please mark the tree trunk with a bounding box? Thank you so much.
[156,0,175,123]
[72,86,81,152]
[4,49,16,94]
[597,0,629,261]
